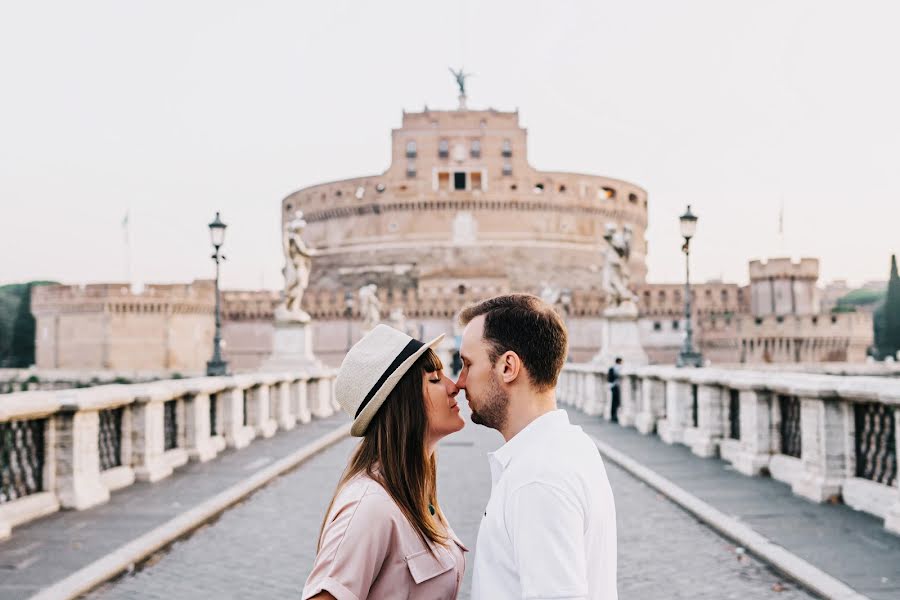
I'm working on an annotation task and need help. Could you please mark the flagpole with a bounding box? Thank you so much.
[123,210,132,286]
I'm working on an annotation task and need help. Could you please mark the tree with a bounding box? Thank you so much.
[881,255,900,360]
[8,283,36,367]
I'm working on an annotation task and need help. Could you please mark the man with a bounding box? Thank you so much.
[456,294,617,599]
[607,357,623,424]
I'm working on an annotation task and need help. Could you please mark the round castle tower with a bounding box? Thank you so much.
[282,105,649,314]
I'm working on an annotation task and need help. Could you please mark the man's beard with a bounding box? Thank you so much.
[469,372,509,431]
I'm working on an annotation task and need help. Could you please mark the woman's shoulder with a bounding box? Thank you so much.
[332,473,397,516]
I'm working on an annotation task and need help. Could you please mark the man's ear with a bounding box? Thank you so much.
[498,351,522,384]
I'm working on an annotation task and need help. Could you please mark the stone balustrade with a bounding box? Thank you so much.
[0,368,340,540]
[558,363,900,536]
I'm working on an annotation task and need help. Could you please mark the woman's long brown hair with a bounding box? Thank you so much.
[318,348,449,551]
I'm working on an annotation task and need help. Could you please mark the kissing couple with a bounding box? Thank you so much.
[303,293,618,599]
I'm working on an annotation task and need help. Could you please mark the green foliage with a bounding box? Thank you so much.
[0,281,57,367]
[882,255,900,359]
[836,287,885,308]
[831,304,857,314]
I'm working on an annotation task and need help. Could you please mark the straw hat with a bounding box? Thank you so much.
[336,324,445,436]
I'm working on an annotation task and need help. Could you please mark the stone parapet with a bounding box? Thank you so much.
[558,363,900,537]
[0,367,338,541]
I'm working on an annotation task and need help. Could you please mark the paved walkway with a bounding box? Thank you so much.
[567,411,900,599]
[86,404,813,600]
[0,413,348,600]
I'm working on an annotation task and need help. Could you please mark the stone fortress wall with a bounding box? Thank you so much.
[31,282,215,372]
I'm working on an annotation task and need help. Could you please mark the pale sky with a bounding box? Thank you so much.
[2,1,898,290]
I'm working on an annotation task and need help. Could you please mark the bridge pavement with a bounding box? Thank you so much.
[85,402,813,600]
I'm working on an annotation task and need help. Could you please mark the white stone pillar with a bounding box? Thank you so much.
[558,371,572,406]
[731,389,773,476]
[582,371,605,417]
[293,378,312,424]
[618,375,639,427]
[275,381,296,431]
[793,397,848,503]
[658,380,691,445]
[130,397,173,482]
[685,384,724,458]
[184,393,218,462]
[54,407,111,509]
[573,372,585,411]
[249,385,278,438]
[310,378,335,418]
[635,377,665,435]
[223,387,255,449]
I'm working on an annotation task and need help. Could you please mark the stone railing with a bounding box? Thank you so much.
[0,369,178,394]
[0,368,340,540]
[558,363,900,536]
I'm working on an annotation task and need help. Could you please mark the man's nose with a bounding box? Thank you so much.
[455,372,466,389]
[445,377,460,398]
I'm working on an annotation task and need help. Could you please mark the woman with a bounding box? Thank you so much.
[303,324,467,600]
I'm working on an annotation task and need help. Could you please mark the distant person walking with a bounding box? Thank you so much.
[607,357,623,423]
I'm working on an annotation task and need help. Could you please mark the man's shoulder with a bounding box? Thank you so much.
[510,426,602,482]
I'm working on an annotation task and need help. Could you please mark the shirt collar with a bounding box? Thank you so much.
[489,409,570,471]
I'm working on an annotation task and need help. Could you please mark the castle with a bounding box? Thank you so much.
[29,102,872,372]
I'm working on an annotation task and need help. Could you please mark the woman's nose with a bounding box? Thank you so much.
[444,375,460,397]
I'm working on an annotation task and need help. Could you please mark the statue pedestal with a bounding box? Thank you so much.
[260,320,323,372]
[592,302,648,368]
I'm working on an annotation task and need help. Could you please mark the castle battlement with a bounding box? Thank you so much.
[749,257,819,281]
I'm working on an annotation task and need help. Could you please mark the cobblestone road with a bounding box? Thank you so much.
[90,404,815,599]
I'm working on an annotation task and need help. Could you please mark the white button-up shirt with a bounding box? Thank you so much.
[471,409,617,600]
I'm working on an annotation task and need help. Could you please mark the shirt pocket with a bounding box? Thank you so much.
[404,548,454,584]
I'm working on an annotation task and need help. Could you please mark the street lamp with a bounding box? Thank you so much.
[344,291,355,351]
[206,212,229,376]
[677,205,703,368]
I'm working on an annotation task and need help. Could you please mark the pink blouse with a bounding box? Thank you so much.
[302,474,467,600]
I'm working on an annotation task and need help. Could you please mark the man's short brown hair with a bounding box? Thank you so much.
[459,293,568,390]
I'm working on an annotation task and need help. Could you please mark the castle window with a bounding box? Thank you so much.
[811,316,818,325]
[438,139,449,158]
[533,183,544,194]
[558,184,566,193]
[471,140,481,158]
[600,187,615,200]
[672,320,680,330]
[406,161,416,178]
[375,183,386,193]
[653,321,662,331]
[503,161,512,176]
[510,183,517,191]
[438,171,450,191]
[454,172,466,190]
[355,186,365,200]
[471,171,483,191]
[406,141,417,158]
[335,189,342,197]
[629,192,638,203]
[502,139,512,157]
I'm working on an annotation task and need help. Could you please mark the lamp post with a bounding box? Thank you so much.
[344,291,355,351]
[677,205,703,368]
[206,212,229,376]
